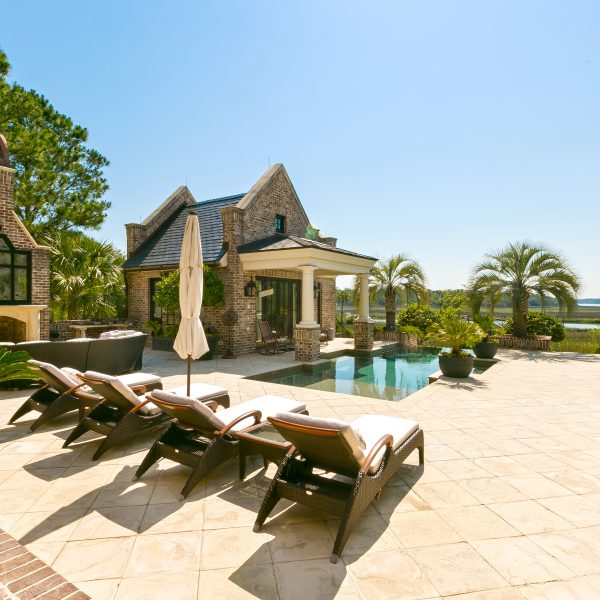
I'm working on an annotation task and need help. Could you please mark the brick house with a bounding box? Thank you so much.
[0,134,50,342]
[123,164,376,361]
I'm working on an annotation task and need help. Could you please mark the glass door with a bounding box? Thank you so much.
[256,277,300,340]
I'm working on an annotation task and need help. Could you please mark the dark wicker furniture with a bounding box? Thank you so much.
[2,331,148,375]
[258,320,288,354]
[62,371,170,460]
[253,412,424,563]
[8,360,162,432]
[235,421,291,480]
[134,391,307,499]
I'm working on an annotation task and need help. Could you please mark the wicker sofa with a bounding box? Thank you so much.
[1,331,147,375]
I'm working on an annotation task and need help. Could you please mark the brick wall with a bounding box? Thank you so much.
[242,168,310,243]
[0,166,50,340]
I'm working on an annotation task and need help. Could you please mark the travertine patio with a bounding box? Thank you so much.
[2,347,600,599]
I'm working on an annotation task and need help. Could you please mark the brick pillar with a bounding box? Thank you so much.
[221,206,256,355]
[294,325,320,361]
[354,319,374,351]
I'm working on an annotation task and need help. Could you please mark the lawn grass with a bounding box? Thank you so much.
[552,329,600,354]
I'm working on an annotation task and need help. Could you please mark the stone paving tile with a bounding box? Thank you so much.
[2,348,600,598]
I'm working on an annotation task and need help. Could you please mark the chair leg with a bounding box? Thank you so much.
[63,421,90,448]
[91,415,140,461]
[253,489,281,532]
[134,441,163,481]
[8,399,36,425]
[180,437,236,499]
[29,393,80,432]
[330,513,356,564]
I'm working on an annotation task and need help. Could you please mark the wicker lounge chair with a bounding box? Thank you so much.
[253,412,424,563]
[258,320,288,354]
[61,371,227,460]
[134,391,307,499]
[7,360,162,432]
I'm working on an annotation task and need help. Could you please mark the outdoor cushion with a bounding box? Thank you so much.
[84,370,161,415]
[218,396,306,432]
[66,338,94,343]
[166,383,228,402]
[151,389,223,429]
[270,411,366,466]
[115,372,161,388]
[99,330,138,339]
[29,359,85,390]
[352,415,419,474]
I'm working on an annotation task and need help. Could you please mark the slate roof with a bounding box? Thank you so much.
[123,194,244,269]
[237,234,376,261]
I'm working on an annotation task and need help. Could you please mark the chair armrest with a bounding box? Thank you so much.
[130,384,147,394]
[359,434,394,474]
[129,397,153,414]
[65,382,86,395]
[203,400,219,412]
[219,409,262,435]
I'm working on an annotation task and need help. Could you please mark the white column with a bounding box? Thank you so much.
[298,265,317,327]
[358,273,370,321]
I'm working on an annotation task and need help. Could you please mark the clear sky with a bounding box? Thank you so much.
[3,1,599,295]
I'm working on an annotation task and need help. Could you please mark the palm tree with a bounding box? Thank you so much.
[46,232,126,320]
[468,241,580,338]
[369,254,427,330]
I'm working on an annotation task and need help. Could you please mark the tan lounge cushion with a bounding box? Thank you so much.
[84,370,161,415]
[270,411,366,466]
[352,415,419,474]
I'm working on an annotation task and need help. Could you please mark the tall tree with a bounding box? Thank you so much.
[0,50,109,238]
[47,232,125,320]
[468,241,580,337]
[369,254,427,330]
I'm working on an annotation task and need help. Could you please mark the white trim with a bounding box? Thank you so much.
[239,247,375,276]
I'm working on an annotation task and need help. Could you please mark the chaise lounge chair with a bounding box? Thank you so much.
[258,320,288,354]
[134,390,307,499]
[8,360,162,432]
[62,372,229,461]
[253,412,424,563]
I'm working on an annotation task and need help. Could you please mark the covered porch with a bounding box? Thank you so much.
[238,235,377,361]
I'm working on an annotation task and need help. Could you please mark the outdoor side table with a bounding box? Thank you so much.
[235,421,291,480]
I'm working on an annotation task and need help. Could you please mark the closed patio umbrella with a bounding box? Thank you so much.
[174,211,209,395]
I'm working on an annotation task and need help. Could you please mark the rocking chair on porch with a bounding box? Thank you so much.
[258,320,288,354]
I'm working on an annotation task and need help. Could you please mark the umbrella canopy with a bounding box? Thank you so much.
[174,212,209,371]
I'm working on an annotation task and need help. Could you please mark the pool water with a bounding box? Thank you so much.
[252,348,441,401]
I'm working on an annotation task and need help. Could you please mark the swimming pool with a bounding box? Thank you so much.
[251,348,442,401]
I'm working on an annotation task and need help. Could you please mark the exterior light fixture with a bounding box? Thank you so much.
[244,277,257,297]
[314,282,320,299]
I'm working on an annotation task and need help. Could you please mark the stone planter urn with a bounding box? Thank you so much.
[438,354,474,378]
[151,336,175,352]
[473,341,499,359]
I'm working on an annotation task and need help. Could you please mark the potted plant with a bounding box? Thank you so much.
[425,312,483,378]
[149,267,225,354]
[0,348,41,389]
[472,314,502,359]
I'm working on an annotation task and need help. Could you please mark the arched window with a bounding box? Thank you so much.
[0,235,31,304]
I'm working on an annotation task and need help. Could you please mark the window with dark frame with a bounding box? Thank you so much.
[275,214,286,234]
[0,235,31,305]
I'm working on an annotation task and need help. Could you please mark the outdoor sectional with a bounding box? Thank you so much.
[1,331,147,375]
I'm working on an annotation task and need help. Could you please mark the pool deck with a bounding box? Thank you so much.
[2,346,600,599]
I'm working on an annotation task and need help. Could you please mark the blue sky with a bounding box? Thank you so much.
[3,1,600,295]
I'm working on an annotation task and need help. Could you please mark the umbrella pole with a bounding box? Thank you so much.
[187,355,191,396]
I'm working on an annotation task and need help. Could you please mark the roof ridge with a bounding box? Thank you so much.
[193,193,245,206]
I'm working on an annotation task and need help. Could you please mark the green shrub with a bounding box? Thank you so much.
[154,266,225,313]
[504,313,565,342]
[397,304,439,333]
[397,325,423,336]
